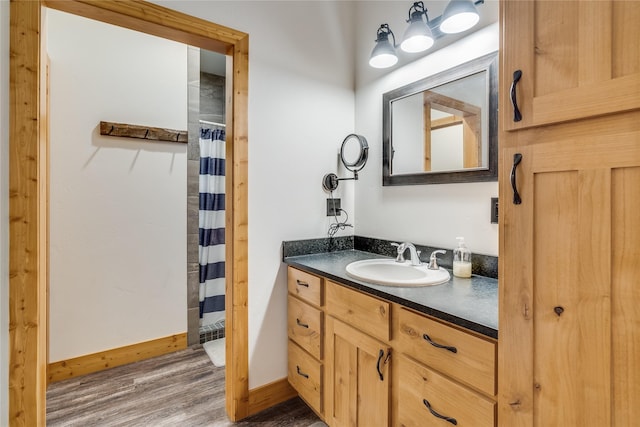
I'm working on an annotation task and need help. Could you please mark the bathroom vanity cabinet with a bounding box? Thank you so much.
[499,1,640,425]
[287,266,498,426]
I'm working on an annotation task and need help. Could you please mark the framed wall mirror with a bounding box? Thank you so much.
[382,52,498,185]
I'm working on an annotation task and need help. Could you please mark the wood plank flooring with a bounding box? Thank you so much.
[46,345,323,426]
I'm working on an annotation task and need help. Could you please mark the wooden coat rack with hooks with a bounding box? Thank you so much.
[99,121,187,143]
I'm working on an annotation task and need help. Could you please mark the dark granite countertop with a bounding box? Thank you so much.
[285,249,498,339]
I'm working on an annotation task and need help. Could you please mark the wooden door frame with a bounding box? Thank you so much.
[9,1,249,424]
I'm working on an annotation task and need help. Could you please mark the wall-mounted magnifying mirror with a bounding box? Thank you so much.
[383,52,498,185]
[323,134,369,191]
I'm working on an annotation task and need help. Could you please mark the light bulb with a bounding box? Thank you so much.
[440,0,480,34]
[369,52,398,69]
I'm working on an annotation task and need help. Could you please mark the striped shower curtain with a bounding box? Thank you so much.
[199,127,226,326]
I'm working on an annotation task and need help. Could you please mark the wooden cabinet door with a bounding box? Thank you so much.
[501,0,640,131]
[498,111,640,427]
[325,316,391,427]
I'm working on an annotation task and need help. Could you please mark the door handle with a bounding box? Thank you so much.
[510,70,523,122]
[511,153,523,205]
[375,349,391,381]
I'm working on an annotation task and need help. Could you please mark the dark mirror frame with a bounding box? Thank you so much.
[382,52,498,186]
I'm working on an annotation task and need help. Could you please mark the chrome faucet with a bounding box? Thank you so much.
[391,242,422,266]
[428,250,447,270]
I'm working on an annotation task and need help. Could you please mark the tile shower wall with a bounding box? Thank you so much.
[187,46,201,346]
[200,72,225,124]
[187,48,227,345]
[200,320,226,344]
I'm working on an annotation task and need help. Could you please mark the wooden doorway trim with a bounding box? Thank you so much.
[8,1,249,424]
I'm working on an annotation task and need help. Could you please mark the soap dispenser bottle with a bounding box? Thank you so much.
[453,237,472,278]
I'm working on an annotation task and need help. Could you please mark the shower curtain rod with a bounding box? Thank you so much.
[199,119,226,127]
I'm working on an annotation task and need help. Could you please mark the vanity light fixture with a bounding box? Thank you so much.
[369,24,398,69]
[369,0,485,69]
[400,1,435,53]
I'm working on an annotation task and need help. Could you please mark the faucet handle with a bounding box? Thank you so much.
[391,242,406,262]
[428,250,446,270]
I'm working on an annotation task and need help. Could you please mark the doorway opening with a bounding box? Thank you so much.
[8,1,249,424]
[192,49,228,347]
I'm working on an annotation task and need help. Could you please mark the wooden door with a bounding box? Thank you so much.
[501,0,640,130]
[325,317,391,427]
[498,111,640,426]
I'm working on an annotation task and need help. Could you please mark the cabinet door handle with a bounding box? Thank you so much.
[423,399,458,425]
[375,349,390,381]
[296,365,309,379]
[296,280,309,288]
[296,318,309,328]
[376,349,385,381]
[511,153,523,205]
[423,334,457,353]
[510,69,523,122]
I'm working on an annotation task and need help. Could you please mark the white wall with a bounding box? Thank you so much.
[0,0,9,422]
[392,93,424,173]
[151,1,356,388]
[354,22,499,256]
[47,10,187,361]
[431,124,464,171]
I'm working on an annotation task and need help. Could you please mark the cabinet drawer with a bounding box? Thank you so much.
[326,281,390,342]
[288,340,323,415]
[397,355,495,427]
[288,295,323,359]
[288,267,323,307]
[397,308,496,396]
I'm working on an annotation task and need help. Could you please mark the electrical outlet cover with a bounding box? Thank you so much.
[327,198,341,216]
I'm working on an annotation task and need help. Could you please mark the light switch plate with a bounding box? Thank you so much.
[491,198,499,224]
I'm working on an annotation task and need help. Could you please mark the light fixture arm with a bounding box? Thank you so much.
[376,23,397,48]
[406,1,428,24]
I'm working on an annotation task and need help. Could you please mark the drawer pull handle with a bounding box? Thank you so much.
[296,318,309,329]
[296,366,309,379]
[423,334,457,353]
[510,69,523,122]
[423,399,458,425]
[296,280,309,288]
[375,349,391,381]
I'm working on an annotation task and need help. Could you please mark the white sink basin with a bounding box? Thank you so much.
[345,259,451,287]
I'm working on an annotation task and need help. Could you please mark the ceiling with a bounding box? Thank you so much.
[197,1,500,86]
